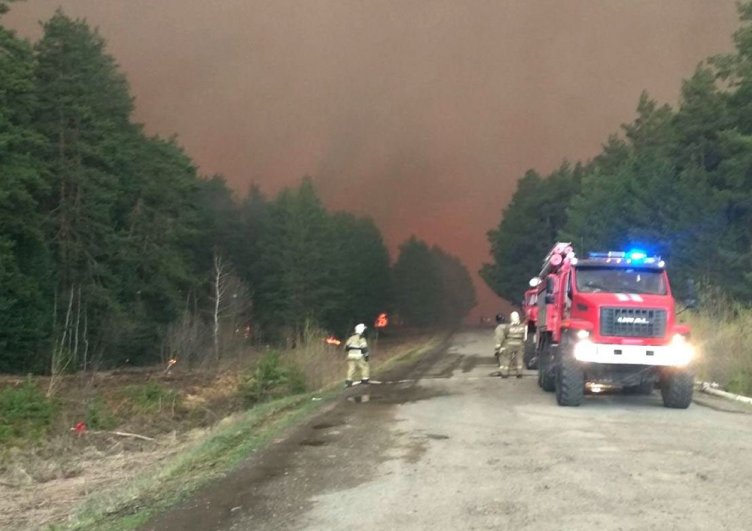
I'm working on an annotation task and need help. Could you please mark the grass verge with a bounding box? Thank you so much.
[60,391,335,530]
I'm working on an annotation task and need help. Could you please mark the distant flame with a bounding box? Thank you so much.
[374,313,389,328]
[325,336,342,346]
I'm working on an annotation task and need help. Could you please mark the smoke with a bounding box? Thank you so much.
[4,0,738,318]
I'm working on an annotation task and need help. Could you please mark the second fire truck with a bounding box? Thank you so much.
[531,243,695,408]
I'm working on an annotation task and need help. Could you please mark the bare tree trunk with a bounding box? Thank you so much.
[82,309,89,373]
[213,252,223,362]
[73,286,81,369]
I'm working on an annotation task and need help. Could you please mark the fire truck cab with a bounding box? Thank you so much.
[533,243,695,408]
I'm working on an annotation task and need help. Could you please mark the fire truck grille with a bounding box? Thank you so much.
[599,307,667,338]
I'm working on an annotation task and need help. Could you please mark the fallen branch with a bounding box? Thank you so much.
[84,429,156,442]
[109,431,156,442]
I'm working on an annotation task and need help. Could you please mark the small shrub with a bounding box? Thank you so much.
[0,379,58,444]
[240,352,306,405]
[85,396,118,430]
[122,381,181,414]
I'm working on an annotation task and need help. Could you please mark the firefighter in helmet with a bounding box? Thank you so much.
[497,311,527,378]
[344,323,370,387]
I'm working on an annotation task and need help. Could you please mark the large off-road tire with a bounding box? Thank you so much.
[556,354,584,406]
[661,370,694,409]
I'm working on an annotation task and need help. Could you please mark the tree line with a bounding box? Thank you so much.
[483,2,752,306]
[0,8,476,374]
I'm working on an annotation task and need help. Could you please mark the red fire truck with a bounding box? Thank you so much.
[532,243,695,408]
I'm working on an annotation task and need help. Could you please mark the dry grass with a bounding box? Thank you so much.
[0,430,189,530]
[686,298,752,395]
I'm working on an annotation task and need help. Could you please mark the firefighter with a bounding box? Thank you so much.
[497,311,526,378]
[344,323,370,387]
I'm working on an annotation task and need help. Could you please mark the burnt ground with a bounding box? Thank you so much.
[143,330,752,531]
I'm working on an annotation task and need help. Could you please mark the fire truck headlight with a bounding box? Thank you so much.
[668,334,695,366]
[576,329,590,340]
[574,339,596,361]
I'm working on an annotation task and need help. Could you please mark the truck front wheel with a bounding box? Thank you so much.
[556,354,584,406]
[660,370,694,409]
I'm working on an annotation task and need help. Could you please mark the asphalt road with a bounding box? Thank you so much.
[144,330,752,531]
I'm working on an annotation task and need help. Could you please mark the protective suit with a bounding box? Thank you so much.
[497,311,526,378]
[345,323,370,387]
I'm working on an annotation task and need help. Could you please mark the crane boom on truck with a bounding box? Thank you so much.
[530,243,695,408]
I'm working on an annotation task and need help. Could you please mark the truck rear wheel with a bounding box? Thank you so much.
[556,355,584,406]
[661,370,693,409]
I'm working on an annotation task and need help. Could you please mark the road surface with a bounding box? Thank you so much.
[144,330,752,530]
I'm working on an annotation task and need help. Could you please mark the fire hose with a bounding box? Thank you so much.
[698,381,752,406]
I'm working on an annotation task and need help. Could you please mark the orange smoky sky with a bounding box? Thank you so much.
[4,0,739,320]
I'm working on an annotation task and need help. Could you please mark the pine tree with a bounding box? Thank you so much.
[431,246,476,325]
[481,164,580,303]
[33,10,135,369]
[111,136,202,363]
[392,237,443,327]
[326,212,391,334]
[0,24,51,371]
[253,179,342,339]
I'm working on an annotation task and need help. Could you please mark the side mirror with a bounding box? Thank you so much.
[545,293,555,304]
[529,277,542,288]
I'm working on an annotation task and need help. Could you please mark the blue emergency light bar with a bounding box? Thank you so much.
[588,250,664,267]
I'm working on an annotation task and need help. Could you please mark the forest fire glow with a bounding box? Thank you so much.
[374,313,389,328]
[324,336,342,346]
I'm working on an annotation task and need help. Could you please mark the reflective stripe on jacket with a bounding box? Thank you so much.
[502,323,526,347]
[345,334,368,356]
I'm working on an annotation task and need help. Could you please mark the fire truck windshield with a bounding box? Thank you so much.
[575,267,667,295]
